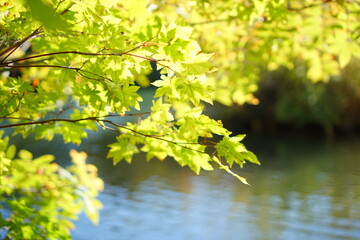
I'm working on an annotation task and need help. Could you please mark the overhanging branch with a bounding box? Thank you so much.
[0,116,214,153]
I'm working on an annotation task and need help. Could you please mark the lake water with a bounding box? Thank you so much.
[2,86,360,240]
[61,132,360,240]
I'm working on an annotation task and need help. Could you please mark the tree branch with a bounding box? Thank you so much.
[2,64,114,82]
[0,49,174,75]
[0,116,215,152]
[1,51,124,66]
[0,28,42,63]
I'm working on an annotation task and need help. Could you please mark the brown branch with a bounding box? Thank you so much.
[0,29,177,79]
[1,49,174,74]
[2,63,114,82]
[0,47,165,66]
[1,51,123,65]
[0,28,42,63]
[0,116,211,153]
[3,64,80,70]
[0,117,91,128]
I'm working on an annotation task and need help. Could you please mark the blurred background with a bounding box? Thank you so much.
[212,60,360,138]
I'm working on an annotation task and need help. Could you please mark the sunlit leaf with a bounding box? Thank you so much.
[107,136,140,164]
[25,0,68,30]
[18,150,33,161]
[6,144,16,159]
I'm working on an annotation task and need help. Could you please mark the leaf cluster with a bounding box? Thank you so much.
[0,0,257,181]
[1,1,263,237]
[0,131,103,239]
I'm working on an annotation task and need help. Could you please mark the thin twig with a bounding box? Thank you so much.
[2,64,80,70]
[0,93,25,118]
[2,64,114,82]
[1,51,121,65]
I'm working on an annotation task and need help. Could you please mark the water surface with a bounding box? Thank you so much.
[68,134,360,240]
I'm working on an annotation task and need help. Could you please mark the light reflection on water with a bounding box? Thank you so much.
[69,135,360,240]
[7,131,360,240]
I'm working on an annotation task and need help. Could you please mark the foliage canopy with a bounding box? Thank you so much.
[1,0,359,239]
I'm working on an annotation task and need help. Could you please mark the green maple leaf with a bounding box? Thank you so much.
[25,0,69,30]
[182,62,213,75]
[216,135,260,167]
[171,146,212,174]
[175,78,213,105]
[57,122,87,145]
[164,45,184,61]
[34,125,55,141]
[152,75,180,99]
[160,28,176,43]
[111,85,143,113]
[107,136,139,164]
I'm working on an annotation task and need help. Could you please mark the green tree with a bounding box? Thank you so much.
[0,0,359,239]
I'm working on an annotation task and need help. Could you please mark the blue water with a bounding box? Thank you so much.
[67,135,360,240]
